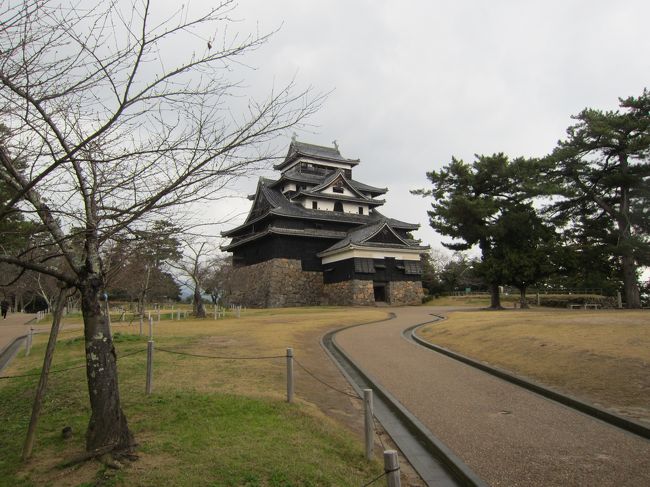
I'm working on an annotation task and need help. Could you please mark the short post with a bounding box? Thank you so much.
[157,308,160,323]
[148,316,153,339]
[214,305,217,320]
[384,450,401,487]
[617,291,622,309]
[286,347,294,403]
[139,315,143,336]
[146,340,154,395]
[25,327,34,356]
[364,389,374,461]
[237,305,241,318]
[536,292,540,306]
[177,310,181,320]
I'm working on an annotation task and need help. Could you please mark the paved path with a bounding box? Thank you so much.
[0,312,83,373]
[335,306,650,487]
[0,312,36,350]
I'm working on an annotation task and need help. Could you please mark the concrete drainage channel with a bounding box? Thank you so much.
[0,335,28,374]
[321,323,487,487]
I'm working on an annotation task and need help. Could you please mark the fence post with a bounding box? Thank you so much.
[148,316,153,339]
[25,327,34,356]
[214,305,217,320]
[146,340,154,395]
[157,308,160,323]
[237,305,241,318]
[617,291,622,309]
[139,315,143,336]
[384,450,401,487]
[286,347,294,403]
[364,389,374,461]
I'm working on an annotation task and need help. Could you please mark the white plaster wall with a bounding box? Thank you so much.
[283,183,297,192]
[323,185,355,197]
[321,248,422,264]
[301,198,367,214]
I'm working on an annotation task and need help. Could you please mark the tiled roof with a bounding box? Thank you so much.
[319,221,426,254]
[270,166,388,196]
[274,140,360,170]
[221,225,347,250]
[222,180,417,238]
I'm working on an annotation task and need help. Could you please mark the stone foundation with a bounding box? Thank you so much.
[388,280,423,306]
[322,280,375,306]
[228,259,423,307]
[228,258,323,308]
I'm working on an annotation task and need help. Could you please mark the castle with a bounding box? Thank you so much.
[222,140,427,307]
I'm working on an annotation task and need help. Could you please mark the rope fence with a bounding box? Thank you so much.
[0,349,146,380]
[1,332,402,485]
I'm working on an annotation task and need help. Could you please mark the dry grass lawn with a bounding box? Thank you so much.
[416,309,650,425]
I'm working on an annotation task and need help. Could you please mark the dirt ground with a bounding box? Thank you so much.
[416,308,650,424]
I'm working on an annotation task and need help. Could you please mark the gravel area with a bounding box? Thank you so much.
[335,306,650,487]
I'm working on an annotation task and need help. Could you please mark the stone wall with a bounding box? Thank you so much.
[322,280,375,306]
[228,259,423,307]
[228,258,323,308]
[388,280,423,306]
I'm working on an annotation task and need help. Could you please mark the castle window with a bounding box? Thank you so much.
[354,258,375,273]
[404,261,423,275]
[358,207,364,215]
[332,186,344,194]
[312,201,317,210]
[334,201,343,212]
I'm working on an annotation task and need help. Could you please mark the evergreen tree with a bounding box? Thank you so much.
[413,154,542,308]
[545,89,650,308]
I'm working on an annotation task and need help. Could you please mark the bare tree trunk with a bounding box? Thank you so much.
[489,283,502,309]
[518,287,529,309]
[80,280,133,452]
[193,285,206,318]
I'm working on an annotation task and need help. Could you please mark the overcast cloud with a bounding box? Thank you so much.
[201,0,650,250]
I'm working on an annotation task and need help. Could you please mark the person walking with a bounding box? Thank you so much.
[1,300,8,319]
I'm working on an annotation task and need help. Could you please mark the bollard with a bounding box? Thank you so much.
[146,340,154,395]
[286,347,294,403]
[148,316,153,339]
[384,450,401,487]
[364,389,374,461]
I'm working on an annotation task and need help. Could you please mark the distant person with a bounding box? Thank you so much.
[1,300,8,319]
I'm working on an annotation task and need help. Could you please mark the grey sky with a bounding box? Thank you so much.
[207,0,650,250]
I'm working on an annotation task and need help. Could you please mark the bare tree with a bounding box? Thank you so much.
[170,240,215,318]
[204,254,233,306]
[0,0,321,457]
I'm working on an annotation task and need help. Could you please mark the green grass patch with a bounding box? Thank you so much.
[0,311,384,486]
